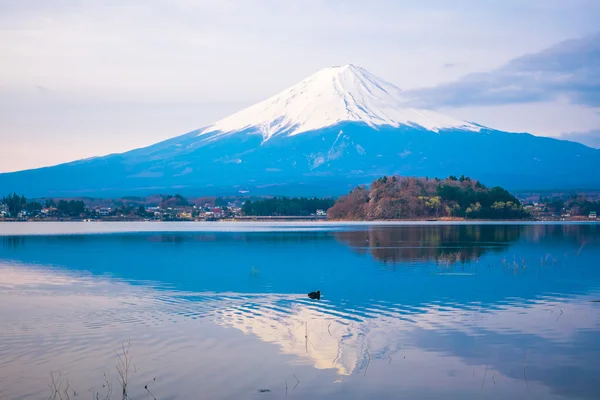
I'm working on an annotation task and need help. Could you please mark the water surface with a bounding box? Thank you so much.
[1,223,599,399]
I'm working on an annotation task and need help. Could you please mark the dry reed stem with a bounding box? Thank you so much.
[524,350,530,396]
[480,364,488,391]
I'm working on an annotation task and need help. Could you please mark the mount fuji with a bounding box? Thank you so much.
[1,64,599,197]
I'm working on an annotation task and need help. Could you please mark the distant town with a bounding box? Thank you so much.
[1,176,599,222]
[0,193,333,222]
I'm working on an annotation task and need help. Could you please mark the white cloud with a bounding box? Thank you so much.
[405,34,600,108]
[439,101,600,138]
[559,129,600,148]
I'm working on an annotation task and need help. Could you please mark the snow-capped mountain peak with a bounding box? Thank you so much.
[199,64,479,140]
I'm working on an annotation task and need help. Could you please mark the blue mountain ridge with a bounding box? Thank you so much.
[1,122,598,197]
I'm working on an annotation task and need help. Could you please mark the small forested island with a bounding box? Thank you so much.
[328,175,531,220]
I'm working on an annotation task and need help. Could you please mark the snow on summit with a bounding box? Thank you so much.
[200,64,479,140]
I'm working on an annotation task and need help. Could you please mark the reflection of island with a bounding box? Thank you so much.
[3,255,600,399]
[335,225,524,264]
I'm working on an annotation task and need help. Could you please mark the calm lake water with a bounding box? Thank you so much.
[1,223,599,399]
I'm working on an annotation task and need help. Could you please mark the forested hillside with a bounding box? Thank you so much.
[327,176,530,220]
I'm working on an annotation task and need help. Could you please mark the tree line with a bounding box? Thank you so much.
[242,197,335,216]
[1,193,85,217]
[541,194,600,216]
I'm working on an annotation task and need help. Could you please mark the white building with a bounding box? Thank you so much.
[98,208,111,216]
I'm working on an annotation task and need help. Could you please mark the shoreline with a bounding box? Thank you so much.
[0,216,594,223]
[0,219,597,237]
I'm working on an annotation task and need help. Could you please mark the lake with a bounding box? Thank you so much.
[1,222,599,399]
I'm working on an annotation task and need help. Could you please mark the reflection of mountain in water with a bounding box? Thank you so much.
[7,263,597,392]
[207,291,600,396]
[2,225,600,399]
[335,225,524,264]
[211,297,366,376]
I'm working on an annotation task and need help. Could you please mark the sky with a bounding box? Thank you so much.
[1,0,599,172]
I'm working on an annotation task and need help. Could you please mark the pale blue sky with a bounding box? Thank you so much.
[1,0,599,172]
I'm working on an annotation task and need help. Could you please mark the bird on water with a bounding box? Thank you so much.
[308,290,321,300]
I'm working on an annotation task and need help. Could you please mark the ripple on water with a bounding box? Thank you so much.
[2,225,600,400]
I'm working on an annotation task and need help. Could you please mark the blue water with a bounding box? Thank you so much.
[0,223,599,399]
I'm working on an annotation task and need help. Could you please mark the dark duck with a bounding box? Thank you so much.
[308,290,321,300]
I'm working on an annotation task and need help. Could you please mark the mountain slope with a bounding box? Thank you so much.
[0,65,598,197]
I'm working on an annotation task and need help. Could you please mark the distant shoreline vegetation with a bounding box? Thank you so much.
[2,175,600,222]
[328,175,532,221]
[241,197,335,217]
